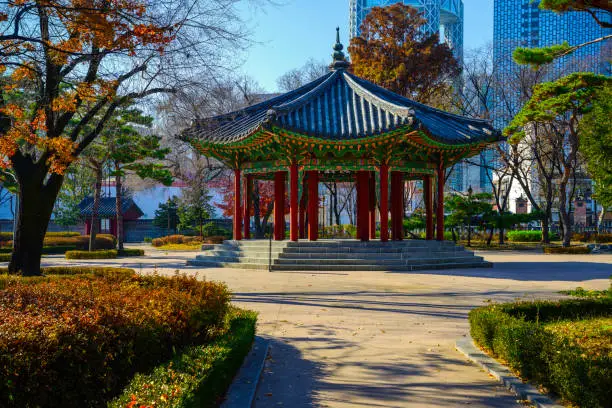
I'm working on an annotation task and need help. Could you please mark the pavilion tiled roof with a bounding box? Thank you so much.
[184,70,500,146]
[78,197,144,218]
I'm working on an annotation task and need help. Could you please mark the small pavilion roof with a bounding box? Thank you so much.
[78,197,144,218]
[184,27,500,148]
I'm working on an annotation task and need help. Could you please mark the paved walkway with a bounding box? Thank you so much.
[41,248,612,408]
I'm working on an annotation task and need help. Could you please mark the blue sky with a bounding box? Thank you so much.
[238,0,494,92]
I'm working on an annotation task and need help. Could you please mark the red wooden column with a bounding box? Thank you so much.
[243,174,252,239]
[289,163,299,241]
[369,172,376,240]
[274,171,286,241]
[391,171,404,241]
[398,175,405,240]
[424,175,434,240]
[379,165,389,242]
[436,161,445,241]
[307,171,319,241]
[233,168,242,240]
[356,171,370,242]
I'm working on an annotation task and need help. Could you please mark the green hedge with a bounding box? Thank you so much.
[118,248,145,257]
[507,230,560,242]
[109,308,257,408]
[469,299,612,407]
[543,246,591,254]
[65,249,118,259]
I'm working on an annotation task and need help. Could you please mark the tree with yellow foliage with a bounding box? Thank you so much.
[348,3,460,106]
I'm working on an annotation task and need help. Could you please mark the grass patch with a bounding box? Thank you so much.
[469,298,612,407]
[544,317,612,359]
[543,246,591,254]
[109,308,257,408]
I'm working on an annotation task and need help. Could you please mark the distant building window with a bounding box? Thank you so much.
[101,218,110,232]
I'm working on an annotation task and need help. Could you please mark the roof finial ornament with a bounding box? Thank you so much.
[330,27,350,71]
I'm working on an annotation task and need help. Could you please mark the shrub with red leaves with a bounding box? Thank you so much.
[0,271,230,407]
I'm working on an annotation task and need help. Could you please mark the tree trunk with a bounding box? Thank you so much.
[559,180,572,247]
[451,227,457,243]
[89,166,103,251]
[9,165,64,276]
[115,170,124,251]
[598,207,606,234]
[499,227,505,245]
[541,185,553,244]
[467,222,472,247]
[487,226,494,247]
[333,187,340,225]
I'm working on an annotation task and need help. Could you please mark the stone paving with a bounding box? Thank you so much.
[41,247,612,408]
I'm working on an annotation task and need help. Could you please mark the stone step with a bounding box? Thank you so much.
[281,247,466,254]
[187,239,488,271]
[204,250,285,259]
[223,240,290,249]
[278,252,475,261]
[195,255,274,264]
[187,259,270,270]
[284,240,458,248]
[274,256,482,266]
[271,261,492,272]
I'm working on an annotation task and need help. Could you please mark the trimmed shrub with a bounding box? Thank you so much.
[469,299,612,407]
[507,230,559,242]
[543,246,591,254]
[45,231,81,237]
[203,235,226,245]
[573,233,612,243]
[0,267,137,289]
[0,272,231,407]
[65,249,118,259]
[43,245,78,254]
[118,248,145,257]
[151,234,203,247]
[109,308,257,408]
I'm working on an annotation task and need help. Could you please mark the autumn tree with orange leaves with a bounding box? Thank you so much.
[348,3,460,106]
[0,0,256,275]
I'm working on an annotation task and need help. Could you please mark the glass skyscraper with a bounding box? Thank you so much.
[494,0,610,94]
[349,0,464,60]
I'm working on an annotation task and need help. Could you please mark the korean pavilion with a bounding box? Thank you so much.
[183,30,500,243]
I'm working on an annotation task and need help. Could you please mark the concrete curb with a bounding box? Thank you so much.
[456,335,563,408]
[221,336,269,408]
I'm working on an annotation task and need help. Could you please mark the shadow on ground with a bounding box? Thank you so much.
[254,331,520,408]
[233,289,541,318]
[386,260,612,281]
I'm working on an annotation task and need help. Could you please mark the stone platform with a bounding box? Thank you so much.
[186,239,492,271]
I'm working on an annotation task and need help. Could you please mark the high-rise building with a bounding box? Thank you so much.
[494,0,610,93]
[493,1,610,214]
[349,0,464,60]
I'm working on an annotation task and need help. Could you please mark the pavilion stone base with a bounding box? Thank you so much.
[186,240,492,271]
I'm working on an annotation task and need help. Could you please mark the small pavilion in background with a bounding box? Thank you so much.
[183,30,500,242]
